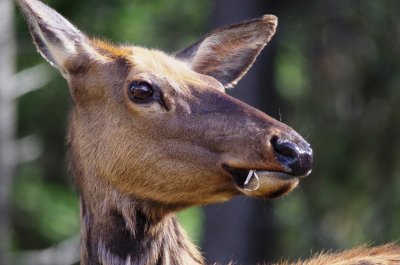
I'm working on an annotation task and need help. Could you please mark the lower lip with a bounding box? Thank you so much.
[236,171,300,198]
[254,170,298,180]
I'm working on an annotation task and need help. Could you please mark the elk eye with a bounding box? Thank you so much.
[129,81,153,102]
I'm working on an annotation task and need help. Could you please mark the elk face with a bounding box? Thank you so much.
[17,0,312,206]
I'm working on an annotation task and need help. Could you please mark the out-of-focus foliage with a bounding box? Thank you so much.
[13,163,79,248]
[11,0,400,263]
[177,207,203,244]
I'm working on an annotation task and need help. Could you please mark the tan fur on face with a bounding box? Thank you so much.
[91,38,133,58]
[130,47,212,92]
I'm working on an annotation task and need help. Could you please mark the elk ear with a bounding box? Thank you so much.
[176,15,277,88]
[16,0,97,78]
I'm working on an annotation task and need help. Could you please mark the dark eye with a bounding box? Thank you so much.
[129,81,154,102]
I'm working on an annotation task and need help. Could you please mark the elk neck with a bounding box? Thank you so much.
[70,153,204,265]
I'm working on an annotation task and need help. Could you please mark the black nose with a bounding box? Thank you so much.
[271,137,313,176]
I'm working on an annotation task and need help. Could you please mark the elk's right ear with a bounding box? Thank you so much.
[16,0,97,78]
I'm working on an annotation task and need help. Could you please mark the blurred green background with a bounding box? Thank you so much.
[1,0,399,264]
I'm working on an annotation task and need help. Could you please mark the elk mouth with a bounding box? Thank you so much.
[223,166,307,199]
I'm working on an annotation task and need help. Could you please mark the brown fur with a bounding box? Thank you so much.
[276,244,400,265]
[15,0,400,264]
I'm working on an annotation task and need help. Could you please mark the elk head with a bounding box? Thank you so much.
[17,0,312,209]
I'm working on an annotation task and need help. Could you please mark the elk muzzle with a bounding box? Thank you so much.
[223,117,313,199]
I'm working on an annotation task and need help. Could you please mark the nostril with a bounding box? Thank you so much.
[271,137,299,164]
[276,144,297,160]
[270,136,313,176]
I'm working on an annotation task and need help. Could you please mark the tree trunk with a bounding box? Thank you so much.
[202,1,280,264]
[0,0,16,263]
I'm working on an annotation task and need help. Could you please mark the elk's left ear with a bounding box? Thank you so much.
[16,0,97,78]
[176,15,277,88]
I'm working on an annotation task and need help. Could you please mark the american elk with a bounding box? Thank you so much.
[15,0,400,264]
